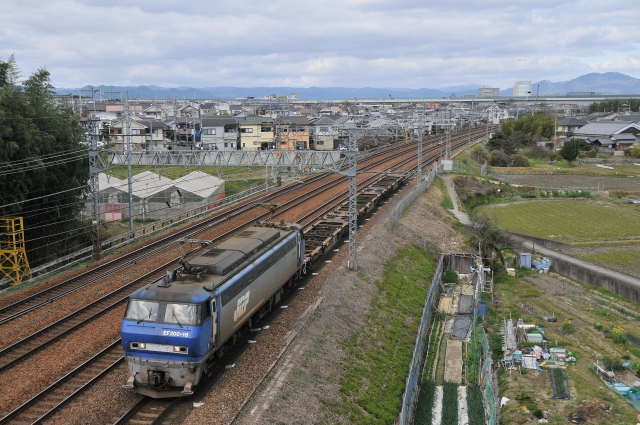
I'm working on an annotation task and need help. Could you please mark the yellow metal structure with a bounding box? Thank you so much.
[0,217,32,285]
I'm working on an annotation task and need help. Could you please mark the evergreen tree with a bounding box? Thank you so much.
[0,56,90,266]
[560,139,581,164]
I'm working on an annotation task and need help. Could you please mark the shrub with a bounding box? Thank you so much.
[609,325,627,344]
[533,409,544,419]
[548,151,561,161]
[602,356,626,372]
[490,150,510,167]
[515,390,532,403]
[586,149,598,158]
[443,271,458,283]
[562,319,575,334]
[525,401,537,411]
[511,154,529,167]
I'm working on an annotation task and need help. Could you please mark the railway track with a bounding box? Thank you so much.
[0,340,124,424]
[0,128,494,424]
[0,133,438,330]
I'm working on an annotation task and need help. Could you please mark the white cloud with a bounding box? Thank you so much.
[1,0,639,89]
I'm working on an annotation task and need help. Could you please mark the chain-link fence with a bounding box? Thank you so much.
[389,165,440,228]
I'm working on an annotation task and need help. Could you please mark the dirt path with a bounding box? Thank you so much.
[444,340,463,384]
[442,174,471,225]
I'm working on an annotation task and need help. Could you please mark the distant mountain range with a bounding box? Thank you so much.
[56,72,640,100]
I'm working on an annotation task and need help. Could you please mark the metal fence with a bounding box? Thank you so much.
[399,255,444,424]
[389,165,441,228]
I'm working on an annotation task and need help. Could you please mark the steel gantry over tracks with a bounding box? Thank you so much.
[100,141,373,271]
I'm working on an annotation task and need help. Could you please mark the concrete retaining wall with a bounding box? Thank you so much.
[510,234,640,304]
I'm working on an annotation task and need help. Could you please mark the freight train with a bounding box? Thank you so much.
[121,173,407,398]
[121,221,305,397]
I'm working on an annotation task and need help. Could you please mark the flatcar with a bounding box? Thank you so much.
[121,221,305,397]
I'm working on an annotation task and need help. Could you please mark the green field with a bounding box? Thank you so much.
[481,199,640,243]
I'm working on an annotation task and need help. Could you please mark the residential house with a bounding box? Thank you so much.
[178,102,200,118]
[309,116,342,150]
[142,105,163,120]
[200,103,216,116]
[276,116,310,150]
[238,116,275,150]
[136,120,166,150]
[572,122,640,155]
[200,117,239,151]
[176,117,196,145]
[216,102,231,115]
[110,119,147,152]
[556,117,587,137]
[230,104,244,115]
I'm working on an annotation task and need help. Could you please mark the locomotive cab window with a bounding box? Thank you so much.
[125,300,159,322]
[164,303,202,326]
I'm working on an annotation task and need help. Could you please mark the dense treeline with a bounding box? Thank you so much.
[478,112,556,166]
[0,55,90,267]
[587,99,640,114]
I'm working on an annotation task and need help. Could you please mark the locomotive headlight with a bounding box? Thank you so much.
[173,346,188,353]
[130,342,146,349]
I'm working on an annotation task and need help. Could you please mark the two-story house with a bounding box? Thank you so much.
[238,116,275,150]
[136,120,166,150]
[200,117,239,151]
[556,118,587,137]
[176,117,195,146]
[276,116,310,150]
[109,119,147,152]
[309,116,341,150]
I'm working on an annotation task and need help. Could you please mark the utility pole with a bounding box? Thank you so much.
[82,88,103,261]
[125,91,135,238]
[468,101,473,150]
[445,108,451,159]
[346,128,358,271]
[416,127,423,185]
[88,111,103,261]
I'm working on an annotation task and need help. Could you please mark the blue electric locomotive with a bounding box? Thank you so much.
[121,221,305,397]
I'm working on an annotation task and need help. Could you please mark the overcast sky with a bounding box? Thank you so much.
[2,0,639,90]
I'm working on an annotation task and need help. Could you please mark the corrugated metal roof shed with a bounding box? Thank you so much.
[175,171,224,198]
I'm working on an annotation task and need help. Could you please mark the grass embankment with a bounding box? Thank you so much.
[338,246,435,425]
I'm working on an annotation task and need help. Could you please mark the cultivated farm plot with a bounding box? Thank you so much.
[496,273,640,424]
[481,199,640,243]
[563,245,640,278]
